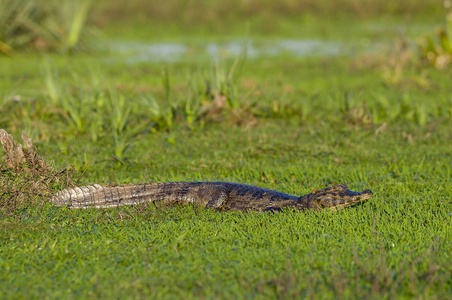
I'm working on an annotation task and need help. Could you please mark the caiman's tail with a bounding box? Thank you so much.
[50,184,154,209]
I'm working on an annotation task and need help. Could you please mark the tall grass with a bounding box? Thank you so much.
[1,58,450,159]
[0,0,94,54]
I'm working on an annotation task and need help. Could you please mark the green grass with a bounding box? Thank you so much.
[1,7,452,299]
[1,121,452,298]
[1,200,451,298]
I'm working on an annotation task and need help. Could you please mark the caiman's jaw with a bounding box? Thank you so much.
[308,184,373,211]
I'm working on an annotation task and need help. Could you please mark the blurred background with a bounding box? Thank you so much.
[0,0,451,165]
[1,0,449,56]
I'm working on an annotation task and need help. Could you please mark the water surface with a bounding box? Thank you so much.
[106,39,343,64]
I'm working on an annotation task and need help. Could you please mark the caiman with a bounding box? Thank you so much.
[50,182,373,213]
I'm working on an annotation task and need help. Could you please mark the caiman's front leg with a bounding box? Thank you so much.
[263,207,283,213]
[203,185,228,209]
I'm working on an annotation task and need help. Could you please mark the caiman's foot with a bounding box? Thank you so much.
[263,207,283,213]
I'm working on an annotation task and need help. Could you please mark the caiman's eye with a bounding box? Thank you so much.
[320,200,330,208]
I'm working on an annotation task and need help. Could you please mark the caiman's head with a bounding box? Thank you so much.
[306,184,373,211]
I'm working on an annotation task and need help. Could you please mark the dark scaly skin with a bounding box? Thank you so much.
[50,182,373,213]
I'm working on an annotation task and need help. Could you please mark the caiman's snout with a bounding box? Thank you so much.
[361,189,373,198]
[310,184,373,211]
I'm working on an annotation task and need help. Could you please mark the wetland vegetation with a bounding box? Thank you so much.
[1,0,452,298]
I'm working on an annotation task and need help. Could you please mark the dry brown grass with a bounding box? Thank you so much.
[0,129,76,216]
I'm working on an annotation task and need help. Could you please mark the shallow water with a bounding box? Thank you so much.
[105,39,343,64]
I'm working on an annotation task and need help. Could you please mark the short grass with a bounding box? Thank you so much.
[1,9,452,299]
[2,121,451,298]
